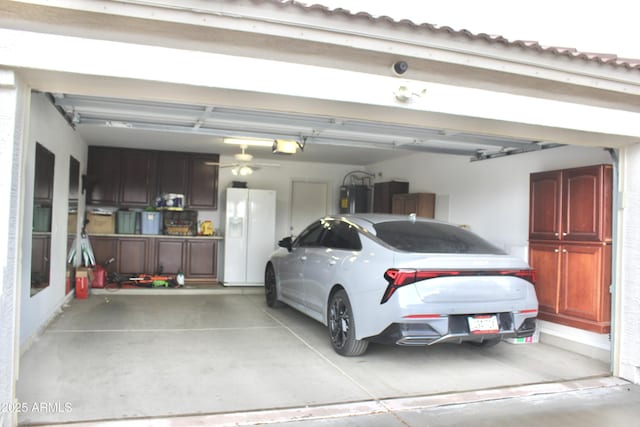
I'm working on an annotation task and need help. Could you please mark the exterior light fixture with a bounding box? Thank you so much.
[272,139,300,155]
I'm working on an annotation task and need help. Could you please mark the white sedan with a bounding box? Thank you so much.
[265,214,538,356]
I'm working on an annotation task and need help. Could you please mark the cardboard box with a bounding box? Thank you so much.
[85,212,115,234]
[67,212,78,234]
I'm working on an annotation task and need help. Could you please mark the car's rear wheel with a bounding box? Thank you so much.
[264,264,283,308]
[328,289,368,356]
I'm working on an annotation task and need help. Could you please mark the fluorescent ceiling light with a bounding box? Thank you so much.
[224,137,273,147]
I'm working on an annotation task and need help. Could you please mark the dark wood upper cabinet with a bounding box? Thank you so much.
[374,181,409,213]
[88,147,121,205]
[120,149,157,206]
[157,151,189,196]
[34,143,56,204]
[88,147,219,210]
[188,154,219,209]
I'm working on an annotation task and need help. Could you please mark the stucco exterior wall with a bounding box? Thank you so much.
[0,70,27,427]
[618,142,640,383]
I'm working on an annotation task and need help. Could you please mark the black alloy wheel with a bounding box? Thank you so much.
[264,264,282,308]
[327,289,368,356]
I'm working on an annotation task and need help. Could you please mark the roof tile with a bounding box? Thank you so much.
[255,0,640,70]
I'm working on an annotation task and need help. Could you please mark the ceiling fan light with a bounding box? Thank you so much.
[224,137,273,147]
[239,166,253,176]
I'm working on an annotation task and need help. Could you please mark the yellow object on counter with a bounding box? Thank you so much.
[200,220,214,236]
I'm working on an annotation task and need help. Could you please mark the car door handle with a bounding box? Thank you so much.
[328,260,337,266]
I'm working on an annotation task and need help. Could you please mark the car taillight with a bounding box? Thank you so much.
[381,268,536,304]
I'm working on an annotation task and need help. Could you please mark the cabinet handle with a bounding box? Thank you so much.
[562,249,567,253]
[562,232,568,236]
[554,249,559,253]
[554,232,559,237]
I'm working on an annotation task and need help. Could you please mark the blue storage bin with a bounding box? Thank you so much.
[141,211,162,235]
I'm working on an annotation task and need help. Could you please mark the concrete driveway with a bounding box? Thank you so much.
[17,292,610,425]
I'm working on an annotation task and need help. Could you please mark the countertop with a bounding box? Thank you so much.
[88,233,224,240]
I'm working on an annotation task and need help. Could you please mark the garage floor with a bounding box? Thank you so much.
[17,292,610,425]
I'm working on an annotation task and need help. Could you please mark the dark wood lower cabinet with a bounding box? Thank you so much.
[186,240,217,278]
[89,235,218,281]
[117,237,152,275]
[155,239,186,275]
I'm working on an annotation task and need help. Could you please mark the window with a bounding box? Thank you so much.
[295,221,325,247]
[321,220,362,251]
[373,221,504,254]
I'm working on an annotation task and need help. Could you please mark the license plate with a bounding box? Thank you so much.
[468,315,499,334]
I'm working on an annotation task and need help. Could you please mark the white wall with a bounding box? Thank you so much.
[618,142,640,383]
[20,92,88,346]
[367,145,612,255]
[201,157,363,241]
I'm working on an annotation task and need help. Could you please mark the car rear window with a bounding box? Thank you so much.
[373,221,505,254]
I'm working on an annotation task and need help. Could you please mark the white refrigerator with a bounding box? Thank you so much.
[223,188,276,286]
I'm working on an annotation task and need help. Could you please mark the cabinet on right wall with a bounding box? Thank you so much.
[528,164,612,333]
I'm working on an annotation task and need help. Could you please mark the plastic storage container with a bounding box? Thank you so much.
[33,206,51,232]
[141,211,162,235]
[116,211,138,234]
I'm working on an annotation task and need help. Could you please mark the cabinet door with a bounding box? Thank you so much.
[120,150,157,206]
[186,240,217,278]
[90,236,118,273]
[529,242,561,314]
[560,244,610,324]
[529,170,562,240]
[88,147,121,205]
[374,181,409,213]
[155,239,185,275]
[188,155,219,209]
[415,193,436,218]
[391,194,406,215]
[34,143,55,204]
[157,152,189,196]
[562,165,610,242]
[117,238,150,274]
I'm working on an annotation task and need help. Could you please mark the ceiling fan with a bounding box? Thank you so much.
[206,145,280,176]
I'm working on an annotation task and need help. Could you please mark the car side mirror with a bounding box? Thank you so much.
[278,236,293,252]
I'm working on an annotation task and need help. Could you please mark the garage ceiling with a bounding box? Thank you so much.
[50,93,562,165]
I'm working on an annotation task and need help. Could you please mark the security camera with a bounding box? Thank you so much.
[392,61,408,76]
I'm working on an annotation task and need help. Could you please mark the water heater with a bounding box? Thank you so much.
[339,185,371,214]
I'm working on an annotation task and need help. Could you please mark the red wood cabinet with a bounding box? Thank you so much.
[528,164,612,333]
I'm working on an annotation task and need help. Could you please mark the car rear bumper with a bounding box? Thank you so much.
[365,314,537,346]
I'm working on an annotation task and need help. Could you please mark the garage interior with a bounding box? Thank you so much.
[16,90,614,424]
[4,1,639,425]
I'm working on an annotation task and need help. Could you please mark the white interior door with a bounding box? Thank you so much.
[290,181,328,237]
